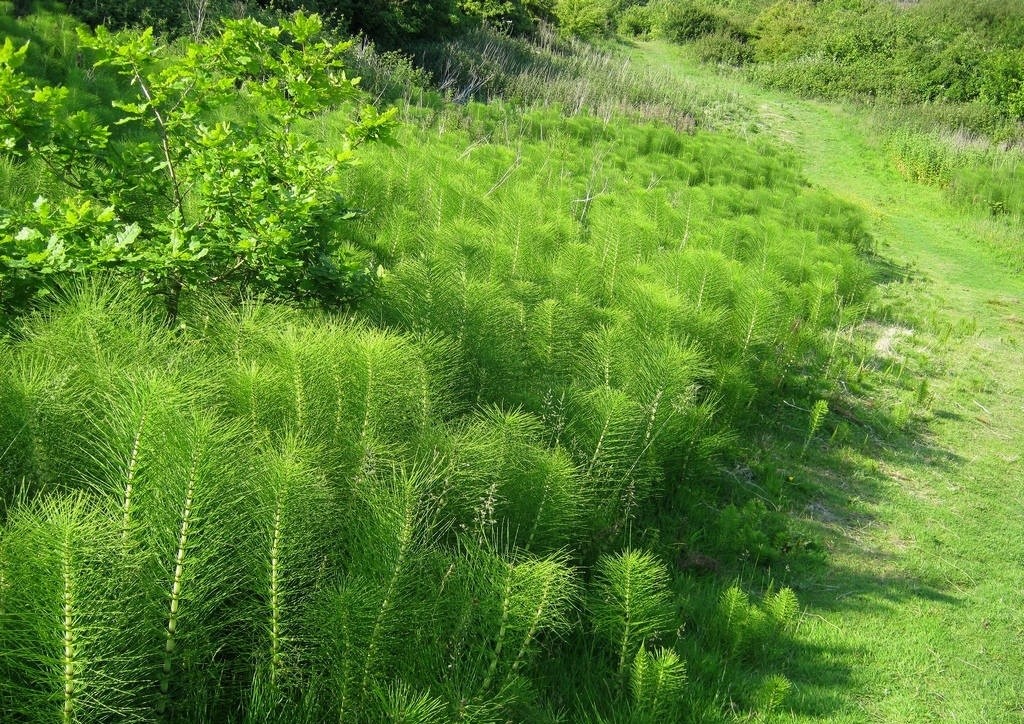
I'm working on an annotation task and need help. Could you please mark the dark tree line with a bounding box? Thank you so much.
[50,0,555,43]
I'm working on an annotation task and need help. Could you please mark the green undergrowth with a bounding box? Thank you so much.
[353,23,754,132]
[0,103,881,722]
[0,8,898,722]
[0,271,836,721]
[340,102,875,424]
[870,118,1024,263]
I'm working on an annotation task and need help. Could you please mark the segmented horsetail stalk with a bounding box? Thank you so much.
[239,439,342,708]
[522,448,585,552]
[329,465,447,714]
[566,386,655,534]
[755,674,792,721]
[0,494,144,722]
[316,465,448,720]
[157,454,199,713]
[119,409,146,541]
[481,559,516,693]
[60,527,77,723]
[139,411,244,718]
[77,373,188,543]
[358,470,421,701]
[590,549,673,677]
[269,503,284,680]
[631,646,687,720]
[491,554,575,695]
[291,353,307,435]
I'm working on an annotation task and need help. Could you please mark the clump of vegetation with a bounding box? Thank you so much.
[656,1,744,44]
[0,4,887,721]
[553,0,614,39]
[738,0,1024,132]
[1,13,394,319]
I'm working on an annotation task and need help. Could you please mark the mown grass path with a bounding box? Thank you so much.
[778,99,1024,724]
[635,44,1024,722]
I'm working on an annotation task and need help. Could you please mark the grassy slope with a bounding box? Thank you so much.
[634,44,1024,722]
[3,9,1021,717]
[0,12,878,720]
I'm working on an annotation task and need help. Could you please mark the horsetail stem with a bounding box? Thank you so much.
[158,457,198,712]
[269,500,283,682]
[508,574,554,680]
[292,359,305,433]
[120,411,147,540]
[481,564,514,693]
[61,532,76,724]
[359,481,416,699]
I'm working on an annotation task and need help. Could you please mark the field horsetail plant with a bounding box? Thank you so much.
[0,5,886,719]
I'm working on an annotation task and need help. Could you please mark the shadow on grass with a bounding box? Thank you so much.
[866,251,914,286]
[663,321,969,719]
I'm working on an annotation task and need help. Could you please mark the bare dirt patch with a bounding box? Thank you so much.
[873,325,913,358]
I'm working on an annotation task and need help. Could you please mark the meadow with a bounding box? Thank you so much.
[2,1,1022,722]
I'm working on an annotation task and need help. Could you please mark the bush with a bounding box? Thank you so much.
[459,0,557,34]
[55,0,555,44]
[333,0,461,44]
[692,30,753,67]
[751,0,814,62]
[0,14,395,319]
[741,0,1024,127]
[62,0,206,34]
[657,1,729,43]
[617,4,653,37]
[980,50,1024,120]
[555,0,612,39]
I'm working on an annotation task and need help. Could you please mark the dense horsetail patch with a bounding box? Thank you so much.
[1,34,871,722]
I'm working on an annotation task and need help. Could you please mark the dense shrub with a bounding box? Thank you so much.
[750,0,813,62]
[979,50,1024,121]
[0,14,393,318]
[554,0,613,38]
[741,0,1024,124]
[692,30,753,66]
[617,3,654,36]
[657,1,730,43]
[62,0,204,34]
[49,0,556,43]
[330,0,462,44]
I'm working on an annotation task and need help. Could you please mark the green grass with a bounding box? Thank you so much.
[630,40,1024,721]
[4,7,1024,721]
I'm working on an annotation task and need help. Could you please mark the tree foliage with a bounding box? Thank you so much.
[554,0,613,39]
[53,0,556,44]
[0,14,395,319]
